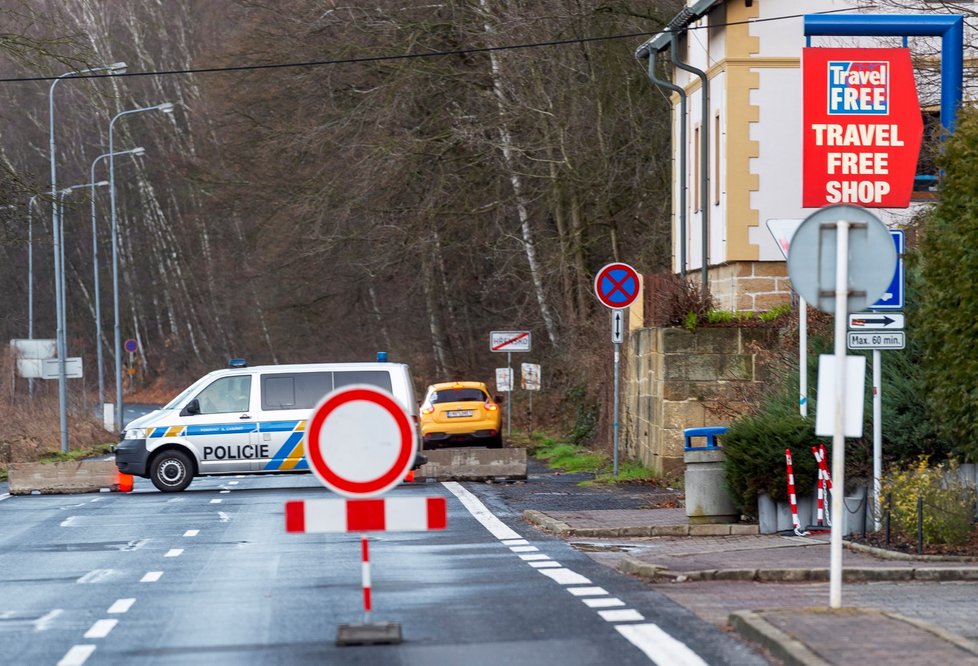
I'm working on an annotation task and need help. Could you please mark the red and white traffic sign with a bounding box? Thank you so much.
[304,385,416,498]
[285,497,447,533]
[802,47,923,208]
[489,330,531,352]
[594,262,641,309]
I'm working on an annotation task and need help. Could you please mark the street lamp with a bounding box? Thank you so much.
[109,101,173,434]
[90,146,144,412]
[49,61,126,453]
[25,194,41,396]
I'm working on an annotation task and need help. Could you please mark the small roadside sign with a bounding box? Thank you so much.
[868,230,905,311]
[594,263,641,309]
[521,363,541,391]
[496,367,513,392]
[611,309,624,344]
[490,331,531,353]
[303,385,416,498]
[847,331,906,350]
[124,338,139,353]
[848,313,904,330]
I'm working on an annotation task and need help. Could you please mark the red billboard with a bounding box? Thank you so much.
[802,47,923,208]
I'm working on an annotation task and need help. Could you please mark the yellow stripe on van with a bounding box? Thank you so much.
[279,440,305,470]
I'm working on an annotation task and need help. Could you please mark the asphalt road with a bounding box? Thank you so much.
[0,472,766,665]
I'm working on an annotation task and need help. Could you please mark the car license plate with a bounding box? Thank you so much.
[447,410,473,418]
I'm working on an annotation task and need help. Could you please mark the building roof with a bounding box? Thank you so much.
[634,0,724,59]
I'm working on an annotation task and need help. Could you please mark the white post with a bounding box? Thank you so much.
[829,219,850,609]
[873,349,882,530]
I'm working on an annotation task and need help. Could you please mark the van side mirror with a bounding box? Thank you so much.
[181,398,201,417]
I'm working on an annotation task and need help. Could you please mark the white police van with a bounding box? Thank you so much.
[115,357,421,492]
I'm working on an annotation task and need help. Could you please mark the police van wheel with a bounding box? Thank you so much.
[150,450,194,492]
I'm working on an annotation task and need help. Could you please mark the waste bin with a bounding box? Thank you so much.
[683,426,739,524]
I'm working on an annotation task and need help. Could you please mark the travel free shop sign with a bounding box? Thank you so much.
[802,47,923,208]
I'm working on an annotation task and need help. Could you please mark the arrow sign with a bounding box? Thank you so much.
[848,313,904,330]
[611,309,624,344]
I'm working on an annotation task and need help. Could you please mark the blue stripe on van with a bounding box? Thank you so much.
[265,431,304,470]
[185,423,258,436]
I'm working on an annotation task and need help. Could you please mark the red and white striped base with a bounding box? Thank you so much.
[285,496,447,533]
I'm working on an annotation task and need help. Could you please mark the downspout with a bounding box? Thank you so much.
[670,35,710,295]
[641,41,688,278]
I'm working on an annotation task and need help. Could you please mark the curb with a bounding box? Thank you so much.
[728,610,830,666]
[521,510,759,537]
[615,555,978,583]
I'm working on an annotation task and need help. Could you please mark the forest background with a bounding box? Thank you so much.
[0,0,682,447]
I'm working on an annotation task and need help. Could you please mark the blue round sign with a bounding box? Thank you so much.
[124,338,139,353]
[594,263,640,309]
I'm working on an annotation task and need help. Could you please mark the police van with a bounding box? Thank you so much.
[115,358,421,492]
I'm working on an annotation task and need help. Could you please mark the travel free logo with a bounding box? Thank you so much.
[827,61,889,115]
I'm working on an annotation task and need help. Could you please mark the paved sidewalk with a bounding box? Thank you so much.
[524,506,978,666]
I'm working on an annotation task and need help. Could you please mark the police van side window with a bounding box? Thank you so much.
[196,376,252,415]
[261,372,333,410]
[333,371,393,392]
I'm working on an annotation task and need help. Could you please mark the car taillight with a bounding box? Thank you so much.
[421,404,434,415]
[485,402,498,411]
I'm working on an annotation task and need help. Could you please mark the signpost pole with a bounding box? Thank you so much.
[830,219,850,609]
[800,298,808,418]
[873,349,882,530]
[613,341,620,477]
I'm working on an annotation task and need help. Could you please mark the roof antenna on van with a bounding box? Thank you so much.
[376,352,388,362]
[229,358,248,368]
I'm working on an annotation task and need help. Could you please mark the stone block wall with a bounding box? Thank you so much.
[710,261,792,312]
[622,326,776,476]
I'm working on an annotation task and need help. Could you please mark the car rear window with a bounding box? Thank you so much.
[431,388,486,403]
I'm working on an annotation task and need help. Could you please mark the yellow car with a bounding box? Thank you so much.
[419,381,503,449]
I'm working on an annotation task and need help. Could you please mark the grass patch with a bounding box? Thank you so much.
[38,443,115,463]
[527,432,662,485]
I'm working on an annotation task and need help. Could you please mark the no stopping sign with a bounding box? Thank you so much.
[304,385,416,498]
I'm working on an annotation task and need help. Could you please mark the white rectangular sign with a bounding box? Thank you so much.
[490,331,531,353]
[847,313,904,330]
[521,363,541,391]
[41,357,83,379]
[10,338,56,359]
[496,367,513,392]
[611,309,624,344]
[815,354,866,438]
[847,331,905,350]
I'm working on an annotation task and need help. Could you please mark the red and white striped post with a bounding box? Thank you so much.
[785,449,808,536]
[817,443,833,526]
[812,446,828,527]
[360,535,372,623]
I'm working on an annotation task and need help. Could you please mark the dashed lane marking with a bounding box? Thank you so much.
[598,609,644,622]
[567,587,608,597]
[616,624,710,666]
[84,619,118,639]
[77,570,115,584]
[57,645,95,666]
[210,499,222,504]
[164,549,184,557]
[519,553,550,561]
[529,561,563,569]
[583,597,626,608]
[183,529,199,537]
[107,599,135,614]
[537,568,592,586]
[140,571,163,583]
[509,545,538,553]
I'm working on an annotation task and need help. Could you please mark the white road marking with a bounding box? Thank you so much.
[164,548,184,557]
[519,553,550,561]
[0,493,10,502]
[76,570,115,584]
[220,490,230,494]
[229,481,239,485]
[58,645,95,666]
[60,516,78,527]
[537,568,592,585]
[501,538,528,545]
[84,619,118,639]
[583,597,626,608]
[598,609,644,622]
[210,499,222,504]
[567,586,609,597]
[141,571,163,582]
[183,529,199,537]
[107,599,135,614]
[89,498,102,503]
[218,511,231,522]
[166,497,184,503]
[441,481,521,540]
[122,538,148,551]
[616,624,710,666]
[529,561,562,568]
[509,545,538,553]
[34,609,63,631]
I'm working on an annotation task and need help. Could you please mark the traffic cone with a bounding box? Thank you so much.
[116,471,134,493]
[404,470,415,483]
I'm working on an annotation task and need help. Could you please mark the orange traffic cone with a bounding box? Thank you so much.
[116,471,134,493]
[404,470,415,483]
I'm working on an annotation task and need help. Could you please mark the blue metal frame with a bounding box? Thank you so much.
[804,14,964,132]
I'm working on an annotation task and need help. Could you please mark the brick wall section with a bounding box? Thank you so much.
[622,326,777,476]
[710,261,792,312]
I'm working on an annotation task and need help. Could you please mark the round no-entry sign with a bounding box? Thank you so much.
[304,385,416,498]
[594,262,641,309]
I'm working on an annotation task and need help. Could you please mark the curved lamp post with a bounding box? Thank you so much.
[49,61,126,452]
[90,146,144,412]
[109,102,173,434]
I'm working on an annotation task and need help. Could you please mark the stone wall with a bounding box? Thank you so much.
[710,261,792,312]
[621,326,777,476]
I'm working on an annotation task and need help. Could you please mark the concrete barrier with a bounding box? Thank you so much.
[8,460,124,495]
[417,447,527,481]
